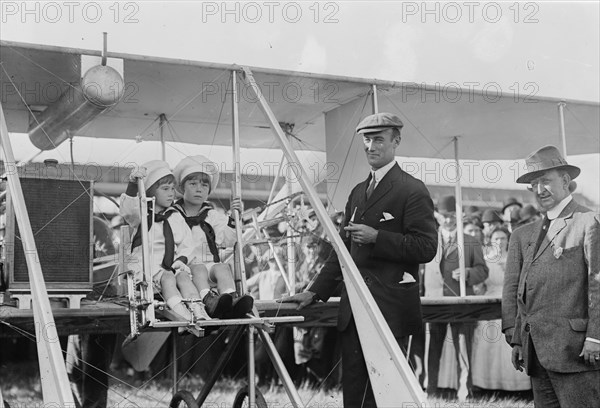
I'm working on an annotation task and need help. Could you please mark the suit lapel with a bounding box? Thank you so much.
[525,220,544,262]
[445,241,458,259]
[354,177,369,212]
[362,164,399,213]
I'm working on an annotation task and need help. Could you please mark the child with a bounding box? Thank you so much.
[172,155,253,318]
[120,160,211,324]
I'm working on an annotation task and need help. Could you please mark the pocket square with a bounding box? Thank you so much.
[399,272,416,284]
[380,212,395,222]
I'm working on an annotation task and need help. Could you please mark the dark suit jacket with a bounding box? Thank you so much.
[310,163,438,338]
[504,199,600,373]
[440,233,488,297]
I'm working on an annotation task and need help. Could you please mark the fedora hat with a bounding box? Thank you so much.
[437,195,456,215]
[516,145,580,184]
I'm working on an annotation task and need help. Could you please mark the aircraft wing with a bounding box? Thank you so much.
[2,41,598,159]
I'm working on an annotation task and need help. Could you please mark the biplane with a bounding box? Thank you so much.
[1,39,599,407]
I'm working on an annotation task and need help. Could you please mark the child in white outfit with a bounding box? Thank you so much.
[172,155,254,318]
[120,160,211,323]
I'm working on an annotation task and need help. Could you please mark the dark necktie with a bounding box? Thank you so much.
[131,211,176,270]
[366,174,376,200]
[534,215,551,254]
[185,214,220,263]
[442,235,455,259]
[173,201,221,262]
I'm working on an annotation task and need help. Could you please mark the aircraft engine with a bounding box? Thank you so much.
[28,64,124,150]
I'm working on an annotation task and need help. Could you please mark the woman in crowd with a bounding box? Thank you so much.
[471,226,531,391]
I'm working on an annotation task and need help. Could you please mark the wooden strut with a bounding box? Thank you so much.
[242,66,427,405]
[0,103,75,404]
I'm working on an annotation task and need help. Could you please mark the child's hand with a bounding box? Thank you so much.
[172,260,190,276]
[230,197,244,214]
[129,166,147,182]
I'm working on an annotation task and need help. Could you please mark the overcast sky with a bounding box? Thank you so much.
[2,1,599,202]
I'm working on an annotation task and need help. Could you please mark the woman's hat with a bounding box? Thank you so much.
[173,155,220,193]
[501,197,522,213]
[481,209,503,224]
[141,160,172,191]
[516,145,580,184]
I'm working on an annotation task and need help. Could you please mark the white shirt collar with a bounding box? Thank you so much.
[371,160,396,186]
[440,228,456,244]
[546,194,572,220]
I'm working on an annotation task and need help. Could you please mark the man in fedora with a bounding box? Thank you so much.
[425,195,488,400]
[279,113,438,407]
[502,145,600,407]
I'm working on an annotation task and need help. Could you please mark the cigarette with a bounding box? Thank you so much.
[350,207,357,223]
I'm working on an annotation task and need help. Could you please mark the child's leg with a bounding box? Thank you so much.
[190,263,212,300]
[209,263,236,294]
[191,263,233,318]
[175,269,211,321]
[175,270,201,299]
[210,263,254,318]
[159,272,192,321]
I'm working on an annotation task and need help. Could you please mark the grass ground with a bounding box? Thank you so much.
[1,362,533,407]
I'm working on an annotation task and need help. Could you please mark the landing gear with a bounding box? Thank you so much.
[169,390,198,408]
[232,386,268,408]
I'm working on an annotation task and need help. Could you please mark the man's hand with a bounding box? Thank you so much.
[511,345,524,371]
[451,268,469,282]
[579,339,600,365]
[504,327,515,346]
[277,291,317,310]
[344,222,378,245]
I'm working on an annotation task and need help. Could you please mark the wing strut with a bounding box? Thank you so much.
[242,67,426,406]
[0,104,75,404]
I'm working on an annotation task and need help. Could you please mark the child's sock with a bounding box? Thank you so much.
[189,301,211,321]
[166,296,192,321]
[199,289,210,299]
[223,288,236,294]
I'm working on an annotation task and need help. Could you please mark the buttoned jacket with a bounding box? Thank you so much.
[310,163,438,337]
[506,199,600,373]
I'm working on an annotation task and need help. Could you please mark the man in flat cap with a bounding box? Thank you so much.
[502,145,600,407]
[281,112,438,407]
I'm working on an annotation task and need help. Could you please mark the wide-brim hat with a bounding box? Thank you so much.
[516,145,580,184]
[501,197,522,213]
[356,112,404,134]
[173,155,220,193]
[141,160,172,191]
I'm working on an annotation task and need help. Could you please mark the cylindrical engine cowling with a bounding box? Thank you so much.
[28,64,124,151]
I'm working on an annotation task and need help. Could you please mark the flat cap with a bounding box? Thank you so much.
[356,112,404,134]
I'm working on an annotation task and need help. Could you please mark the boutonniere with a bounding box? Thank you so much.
[380,212,395,222]
[553,246,563,259]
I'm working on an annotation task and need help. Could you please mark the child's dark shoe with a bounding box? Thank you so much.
[202,290,233,319]
[229,294,254,318]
